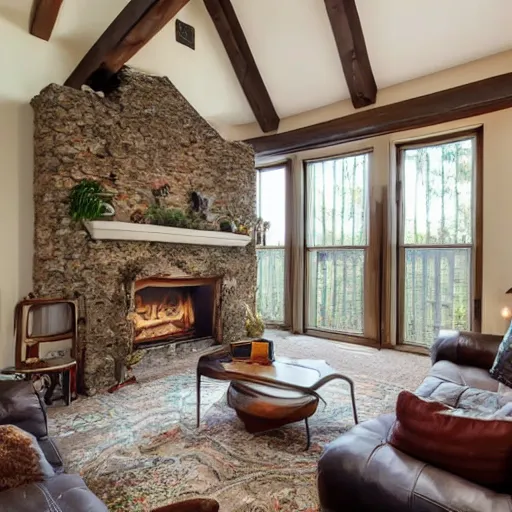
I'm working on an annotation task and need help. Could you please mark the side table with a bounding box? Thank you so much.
[1,356,76,406]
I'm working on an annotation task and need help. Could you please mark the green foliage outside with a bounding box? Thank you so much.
[402,140,474,346]
[257,249,285,322]
[307,153,368,334]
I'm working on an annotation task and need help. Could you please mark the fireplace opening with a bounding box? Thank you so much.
[131,277,220,346]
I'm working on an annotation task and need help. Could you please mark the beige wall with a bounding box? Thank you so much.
[0,13,76,368]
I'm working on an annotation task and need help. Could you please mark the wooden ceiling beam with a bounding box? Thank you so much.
[30,0,64,41]
[203,0,279,133]
[65,0,190,90]
[324,0,377,108]
[246,72,512,156]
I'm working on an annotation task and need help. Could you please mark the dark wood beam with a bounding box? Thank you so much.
[65,0,190,90]
[324,0,377,108]
[30,0,64,41]
[246,72,512,156]
[203,0,279,133]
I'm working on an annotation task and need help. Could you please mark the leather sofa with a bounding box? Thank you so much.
[317,330,512,512]
[0,379,107,511]
[0,380,221,512]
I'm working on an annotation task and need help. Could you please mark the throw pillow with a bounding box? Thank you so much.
[490,321,512,387]
[0,425,54,491]
[389,390,512,490]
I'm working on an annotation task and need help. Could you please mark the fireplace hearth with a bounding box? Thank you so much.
[130,277,221,347]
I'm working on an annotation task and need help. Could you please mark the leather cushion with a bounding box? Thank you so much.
[389,390,512,490]
[0,381,47,439]
[490,321,512,387]
[0,474,108,512]
[432,330,503,370]
[428,360,500,392]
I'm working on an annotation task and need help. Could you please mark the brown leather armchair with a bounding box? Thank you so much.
[317,330,512,512]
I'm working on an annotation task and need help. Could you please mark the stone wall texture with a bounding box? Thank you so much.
[31,68,256,394]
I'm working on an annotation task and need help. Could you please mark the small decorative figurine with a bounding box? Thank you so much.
[151,178,171,205]
[219,218,236,233]
[190,191,211,219]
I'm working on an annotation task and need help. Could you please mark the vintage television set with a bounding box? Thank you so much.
[14,298,78,370]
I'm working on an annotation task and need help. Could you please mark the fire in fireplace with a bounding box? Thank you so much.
[130,277,220,346]
[134,288,195,342]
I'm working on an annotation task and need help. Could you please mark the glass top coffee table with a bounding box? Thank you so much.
[196,349,358,448]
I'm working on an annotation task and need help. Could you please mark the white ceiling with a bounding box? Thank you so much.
[232,0,350,119]
[358,0,512,90]
[4,0,512,127]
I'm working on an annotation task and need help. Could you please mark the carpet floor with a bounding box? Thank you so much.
[48,331,430,512]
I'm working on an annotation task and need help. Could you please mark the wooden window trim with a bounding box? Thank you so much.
[284,159,293,328]
[304,147,375,165]
[395,127,483,347]
[306,327,381,348]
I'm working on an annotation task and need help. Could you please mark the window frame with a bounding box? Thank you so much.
[395,128,483,347]
[302,148,381,344]
[255,161,292,327]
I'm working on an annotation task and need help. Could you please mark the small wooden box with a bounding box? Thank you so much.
[230,339,275,364]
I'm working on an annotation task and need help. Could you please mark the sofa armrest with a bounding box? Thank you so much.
[38,437,65,473]
[0,381,48,438]
[431,330,503,371]
[0,474,108,512]
[318,415,512,512]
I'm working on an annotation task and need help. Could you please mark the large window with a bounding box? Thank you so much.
[397,132,482,347]
[256,165,287,323]
[252,129,483,350]
[305,152,375,338]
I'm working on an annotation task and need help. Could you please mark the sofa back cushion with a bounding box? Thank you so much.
[432,330,502,370]
[389,390,512,490]
[0,381,48,439]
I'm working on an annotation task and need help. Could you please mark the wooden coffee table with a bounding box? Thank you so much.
[196,349,358,448]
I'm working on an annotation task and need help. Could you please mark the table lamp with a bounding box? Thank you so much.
[501,288,512,320]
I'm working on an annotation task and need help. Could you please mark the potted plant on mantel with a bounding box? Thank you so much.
[69,179,115,221]
[70,178,253,247]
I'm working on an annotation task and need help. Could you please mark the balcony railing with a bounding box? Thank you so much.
[256,248,285,323]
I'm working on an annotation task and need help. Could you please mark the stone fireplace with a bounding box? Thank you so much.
[131,276,221,347]
[30,68,256,394]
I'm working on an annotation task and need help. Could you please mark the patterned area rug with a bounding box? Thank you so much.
[48,333,429,512]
